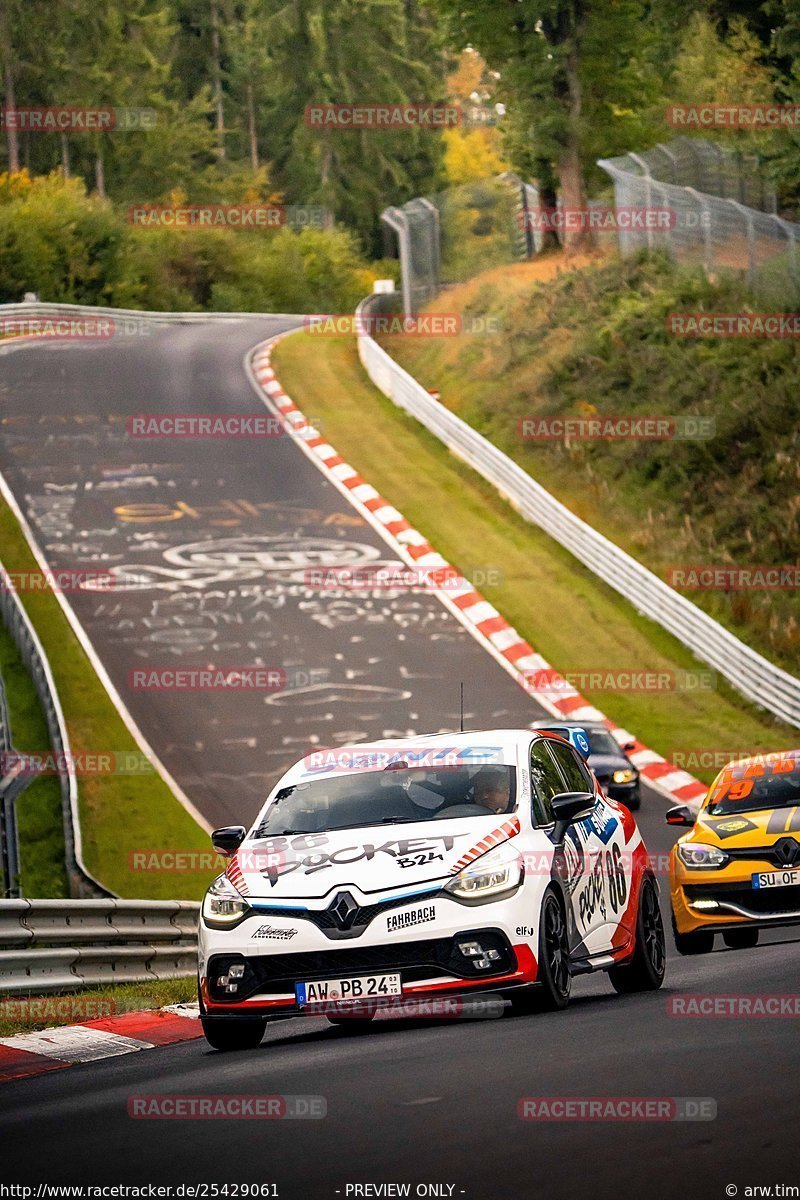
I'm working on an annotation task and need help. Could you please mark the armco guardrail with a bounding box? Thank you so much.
[0,899,199,993]
[356,293,800,729]
[0,300,303,327]
[0,565,111,899]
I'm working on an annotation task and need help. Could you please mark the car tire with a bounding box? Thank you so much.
[200,1016,267,1051]
[723,928,759,950]
[627,792,641,812]
[608,875,666,993]
[511,889,571,1014]
[672,915,715,956]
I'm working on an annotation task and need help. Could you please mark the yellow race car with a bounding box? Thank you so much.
[668,749,800,954]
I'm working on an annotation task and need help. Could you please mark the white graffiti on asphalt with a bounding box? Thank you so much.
[80,537,384,592]
[162,536,381,572]
[265,683,412,707]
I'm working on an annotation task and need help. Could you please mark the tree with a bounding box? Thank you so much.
[765,0,800,212]
[431,0,658,249]
[259,0,448,250]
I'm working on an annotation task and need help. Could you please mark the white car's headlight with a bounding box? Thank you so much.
[444,844,523,904]
[677,842,729,870]
[202,873,250,928]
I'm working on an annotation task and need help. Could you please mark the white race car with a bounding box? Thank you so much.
[198,729,665,1049]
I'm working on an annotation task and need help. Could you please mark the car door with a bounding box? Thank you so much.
[545,738,629,956]
[528,737,595,955]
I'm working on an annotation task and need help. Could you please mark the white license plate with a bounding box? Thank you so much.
[752,869,800,890]
[295,973,402,1006]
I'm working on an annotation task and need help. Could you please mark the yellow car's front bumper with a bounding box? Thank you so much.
[671,851,800,935]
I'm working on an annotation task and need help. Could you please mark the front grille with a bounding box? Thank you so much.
[250,890,434,940]
[685,882,800,916]
[725,839,800,870]
[207,931,514,1002]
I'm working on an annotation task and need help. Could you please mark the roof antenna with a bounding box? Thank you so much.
[459,682,464,733]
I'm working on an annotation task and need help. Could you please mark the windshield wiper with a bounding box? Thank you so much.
[258,818,421,837]
[304,817,421,833]
[256,828,313,836]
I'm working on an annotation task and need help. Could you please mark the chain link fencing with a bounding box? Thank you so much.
[382,178,525,313]
[598,136,800,299]
[383,137,799,307]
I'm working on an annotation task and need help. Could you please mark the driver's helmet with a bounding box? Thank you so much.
[472,766,510,813]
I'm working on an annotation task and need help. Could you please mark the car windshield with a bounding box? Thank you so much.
[253,765,517,836]
[584,730,623,756]
[539,727,620,757]
[706,759,800,816]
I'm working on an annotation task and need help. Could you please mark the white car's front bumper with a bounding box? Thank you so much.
[199,885,540,1016]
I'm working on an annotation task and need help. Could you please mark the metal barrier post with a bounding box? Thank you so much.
[726,199,757,287]
[380,207,413,316]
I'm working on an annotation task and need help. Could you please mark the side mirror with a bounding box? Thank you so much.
[551,791,595,841]
[666,805,695,827]
[622,740,636,752]
[211,825,246,856]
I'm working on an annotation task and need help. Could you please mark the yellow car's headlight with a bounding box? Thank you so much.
[613,768,637,785]
[202,873,250,928]
[444,845,523,904]
[677,842,729,870]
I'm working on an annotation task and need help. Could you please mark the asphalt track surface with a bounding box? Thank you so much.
[1,318,551,829]
[1,323,799,1198]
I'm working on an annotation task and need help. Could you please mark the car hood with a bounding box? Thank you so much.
[227,815,521,900]
[588,752,633,777]
[693,808,796,848]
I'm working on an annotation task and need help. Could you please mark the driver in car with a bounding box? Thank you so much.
[472,767,511,815]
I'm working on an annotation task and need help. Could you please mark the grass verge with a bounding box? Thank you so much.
[0,977,196,1037]
[273,331,796,785]
[0,622,67,897]
[0,499,217,899]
